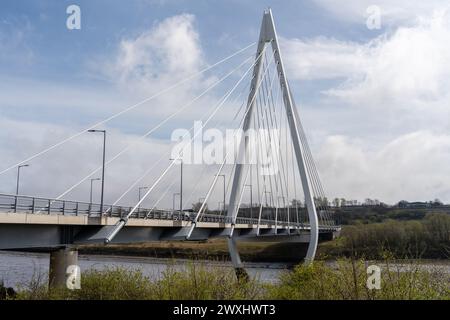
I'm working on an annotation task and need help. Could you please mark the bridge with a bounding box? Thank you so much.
[0,9,340,286]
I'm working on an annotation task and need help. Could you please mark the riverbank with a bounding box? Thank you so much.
[7,258,449,300]
[76,239,309,263]
[75,214,450,261]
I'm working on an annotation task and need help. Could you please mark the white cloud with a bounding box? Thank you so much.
[104,14,206,95]
[0,116,182,207]
[0,13,247,209]
[281,36,367,80]
[94,13,232,123]
[326,9,450,108]
[280,7,450,203]
[283,8,450,107]
[2,7,450,209]
[312,0,447,26]
[317,131,450,203]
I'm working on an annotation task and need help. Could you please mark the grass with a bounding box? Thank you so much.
[15,263,264,300]
[11,257,449,300]
[266,258,449,300]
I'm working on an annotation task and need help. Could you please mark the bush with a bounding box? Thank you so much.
[332,214,450,259]
[15,263,263,300]
[266,258,450,300]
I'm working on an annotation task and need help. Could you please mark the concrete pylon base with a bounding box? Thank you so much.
[227,237,249,281]
[49,248,79,289]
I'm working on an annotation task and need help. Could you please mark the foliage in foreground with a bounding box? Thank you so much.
[266,259,449,300]
[16,264,262,300]
[13,257,450,300]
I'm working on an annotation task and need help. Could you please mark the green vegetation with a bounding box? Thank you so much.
[12,258,449,300]
[78,240,309,263]
[267,259,449,300]
[334,205,449,225]
[78,213,449,261]
[318,213,450,259]
[16,264,263,300]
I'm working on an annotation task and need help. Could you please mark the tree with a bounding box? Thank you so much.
[192,202,208,213]
[314,197,329,207]
[291,199,302,208]
[332,198,340,207]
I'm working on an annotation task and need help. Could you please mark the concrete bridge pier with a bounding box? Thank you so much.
[227,237,249,281]
[49,247,79,290]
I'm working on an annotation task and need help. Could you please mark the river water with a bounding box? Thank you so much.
[1,251,449,290]
[0,251,287,289]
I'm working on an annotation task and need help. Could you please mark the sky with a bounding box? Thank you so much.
[0,0,450,207]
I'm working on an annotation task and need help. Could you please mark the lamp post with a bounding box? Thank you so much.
[89,178,100,204]
[15,164,30,213]
[215,174,226,215]
[170,158,183,214]
[138,186,149,216]
[173,193,180,213]
[16,164,30,195]
[278,196,286,222]
[263,190,272,207]
[88,129,106,215]
[245,184,253,218]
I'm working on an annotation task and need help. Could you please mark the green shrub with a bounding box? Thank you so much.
[266,258,450,300]
[15,263,263,300]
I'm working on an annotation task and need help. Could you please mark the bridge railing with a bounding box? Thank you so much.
[0,193,338,231]
[0,193,128,217]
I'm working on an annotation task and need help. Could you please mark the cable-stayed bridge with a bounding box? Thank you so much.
[0,9,339,284]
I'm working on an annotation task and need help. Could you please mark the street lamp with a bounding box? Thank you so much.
[88,129,106,215]
[170,158,183,213]
[138,186,149,215]
[173,193,180,213]
[263,190,272,207]
[16,164,30,195]
[89,178,101,204]
[278,196,286,223]
[215,174,226,215]
[14,164,30,213]
[244,184,253,218]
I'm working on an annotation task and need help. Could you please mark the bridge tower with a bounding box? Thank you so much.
[226,9,320,271]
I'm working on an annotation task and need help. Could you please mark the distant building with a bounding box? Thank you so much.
[397,201,432,209]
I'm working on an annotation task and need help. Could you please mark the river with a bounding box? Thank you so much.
[0,251,287,289]
[1,251,449,290]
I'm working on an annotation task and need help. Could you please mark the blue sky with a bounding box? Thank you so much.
[0,0,377,82]
[1,0,450,206]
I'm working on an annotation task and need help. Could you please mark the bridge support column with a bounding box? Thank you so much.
[49,248,79,289]
[227,237,249,281]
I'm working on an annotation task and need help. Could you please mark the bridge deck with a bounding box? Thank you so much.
[0,193,339,231]
[0,193,339,250]
[0,211,305,230]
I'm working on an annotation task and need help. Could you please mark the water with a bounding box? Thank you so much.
[1,251,448,290]
[0,251,288,289]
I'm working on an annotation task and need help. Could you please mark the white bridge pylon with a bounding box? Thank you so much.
[226,9,320,268]
[97,9,333,270]
[0,6,340,277]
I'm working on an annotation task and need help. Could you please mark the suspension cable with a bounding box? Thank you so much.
[0,43,256,176]
[51,55,254,202]
[187,44,275,236]
[104,48,261,243]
